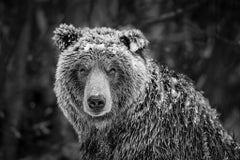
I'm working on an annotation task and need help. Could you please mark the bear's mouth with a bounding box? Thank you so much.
[87,109,109,117]
[87,111,113,122]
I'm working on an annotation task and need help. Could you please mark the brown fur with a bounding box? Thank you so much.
[53,24,240,160]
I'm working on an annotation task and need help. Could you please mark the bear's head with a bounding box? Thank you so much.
[53,24,150,132]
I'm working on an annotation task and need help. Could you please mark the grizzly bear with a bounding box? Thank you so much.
[53,24,240,160]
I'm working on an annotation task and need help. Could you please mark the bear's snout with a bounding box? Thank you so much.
[87,95,106,113]
[83,66,112,118]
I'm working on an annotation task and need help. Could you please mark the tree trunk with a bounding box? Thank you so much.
[2,21,31,160]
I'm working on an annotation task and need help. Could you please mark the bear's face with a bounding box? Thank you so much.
[53,24,149,130]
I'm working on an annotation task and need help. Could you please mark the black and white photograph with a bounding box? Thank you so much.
[0,0,240,159]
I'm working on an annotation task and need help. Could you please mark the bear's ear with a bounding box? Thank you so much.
[120,29,149,53]
[52,24,81,51]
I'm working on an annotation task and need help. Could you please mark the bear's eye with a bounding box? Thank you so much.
[79,66,88,75]
[107,67,117,76]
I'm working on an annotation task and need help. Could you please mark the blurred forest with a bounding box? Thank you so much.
[1,0,240,159]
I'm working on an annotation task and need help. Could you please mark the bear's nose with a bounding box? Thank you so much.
[87,95,106,112]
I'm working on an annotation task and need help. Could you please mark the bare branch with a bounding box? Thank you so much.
[139,2,202,29]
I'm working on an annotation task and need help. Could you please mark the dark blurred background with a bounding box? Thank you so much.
[0,0,240,159]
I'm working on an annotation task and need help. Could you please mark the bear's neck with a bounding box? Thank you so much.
[79,122,125,160]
